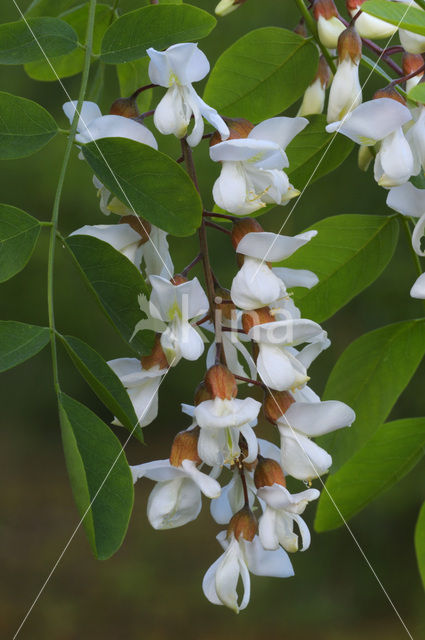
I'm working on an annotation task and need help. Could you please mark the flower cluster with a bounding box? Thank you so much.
[64,41,356,611]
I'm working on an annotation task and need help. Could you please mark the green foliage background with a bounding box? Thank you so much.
[1,0,425,638]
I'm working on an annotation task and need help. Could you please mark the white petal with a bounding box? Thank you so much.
[283,400,355,437]
[386,182,425,218]
[127,377,161,427]
[258,438,281,462]
[258,507,279,550]
[210,475,238,524]
[412,212,425,256]
[239,424,258,463]
[399,28,425,55]
[375,127,414,187]
[195,397,261,430]
[198,428,225,466]
[273,267,319,289]
[248,116,308,150]
[317,15,346,48]
[210,137,284,165]
[181,459,221,498]
[131,459,181,482]
[153,84,190,138]
[249,318,324,347]
[256,344,304,391]
[148,43,210,87]
[69,223,140,253]
[202,556,225,606]
[63,100,101,131]
[212,161,252,215]
[236,230,317,262]
[76,115,158,149]
[231,257,285,310]
[327,58,362,124]
[351,9,398,39]
[279,427,332,480]
[147,477,202,529]
[242,536,294,578]
[292,513,311,551]
[410,272,425,298]
[215,537,245,613]
[174,320,205,361]
[297,77,326,117]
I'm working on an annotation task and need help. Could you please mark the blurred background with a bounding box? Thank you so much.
[1,0,425,638]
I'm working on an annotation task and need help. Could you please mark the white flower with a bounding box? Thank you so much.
[215,0,245,15]
[399,28,425,54]
[327,59,362,124]
[347,1,397,39]
[107,358,166,428]
[406,106,425,177]
[210,116,308,215]
[258,484,320,552]
[131,458,221,529]
[387,182,425,256]
[147,42,229,147]
[194,396,261,466]
[149,275,209,364]
[231,230,317,310]
[317,15,346,48]
[248,318,326,391]
[211,469,256,524]
[327,98,414,187]
[410,272,425,299]
[277,400,355,480]
[69,223,144,266]
[202,531,294,613]
[63,100,158,148]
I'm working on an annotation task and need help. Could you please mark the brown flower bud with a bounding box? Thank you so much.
[109,97,140,119]
[346,0,363,11]
[294,19,308,38]
[171,274,188,286]
[119,214,151,244]
[140,334,169,370]
[194,381,214,405]
[337,26,362,64]
[215,286,236,321]
[227,506,258,542]
[204,364,237,400]
[373,85,406,105]
[169,428,201,467]
[254,457,286,488]
[313,0,339,20]
[231,218,264,250]
[241,307,274,334]
[263,390,295,424]
[402,52,424,77]
[316,55,331,89]
[210,117,254,147]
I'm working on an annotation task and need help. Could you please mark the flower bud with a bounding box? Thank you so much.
[263,389,295,424]
[119,214,151,244]
[227,506,258,542]
[140,334,169,370]
[403,53,425,93]
[242,307,274,334]
[210,117,253,147]
[194,381,214,405]
[231,218,263,250]
[254,457,286,488]
[109,97,140,119]
[215,286,237,321]
[313,0,345,49]
[337,26,362,64]
[346,0,397,39]
[169,428,201,467]
[358,144,373,172]
[204,364,237,400]
[373,85,406,105]
[294,19,308,38]
[215,0,246,17]
[171,274,188,286]
[297,56,331,117]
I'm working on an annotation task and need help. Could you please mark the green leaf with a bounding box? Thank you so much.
[0,321,50,373]
[0,17,78,65]
[415,502,425,591]
[82,138,202,236]
[318,319,425,471]
[25,4,111,81]
[0,204,41,282]
[58,393,134,560]
[118,0,182,11]
[203,28,318,122]
[286,115,354,190]
[362,0,425,36]
[283,214,399,323]
[116,57,152,113]
[26,0,81,17]
[315,418,425,532]
[66,234,154,355]
[0,92,58,159]
[60,335,142,442]
[408,82,425,104]
[101,4,216,64]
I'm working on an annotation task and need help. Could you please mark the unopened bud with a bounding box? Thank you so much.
[171,274,188,286]
[231,218,263,250]
[210,117,253,147]
[215,0,246,17]
[204,364,237,400]
[346,0,362,10]
[263,390,295,424]
[169,428,201,467]
[254,457,286,488]
[337,26,362,64]
[215,286,236,321]
[358,144,373,172]
[140,334,169,371]
[109,97,140,119]
[294,19,308,38]
[242,307,274,334]
[373,85,406,105]
[314,0,345,48]
[120,215,151,244]
[227,506,258,541]
[403,52,424,76]
[317,55,331,89]
[194,381,214,405]
[313,0,338,20]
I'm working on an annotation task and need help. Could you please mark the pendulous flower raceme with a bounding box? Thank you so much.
[59,37,359,612]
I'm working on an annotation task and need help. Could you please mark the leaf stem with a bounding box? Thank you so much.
[205,220,232,235]
[47,0,97,394]
[292,0,337,74]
